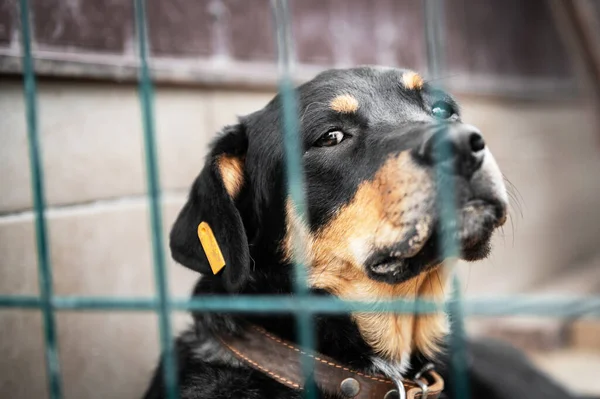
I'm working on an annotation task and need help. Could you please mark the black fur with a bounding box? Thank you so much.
[144,67,578,399]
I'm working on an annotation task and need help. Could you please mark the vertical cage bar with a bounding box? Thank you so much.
[132,1,178,398]
[447,274,470,398]
[17,0,63,398]
[270,1,316,397]
[424,0,470,398]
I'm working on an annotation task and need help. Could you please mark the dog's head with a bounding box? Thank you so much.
[170,66,508,359]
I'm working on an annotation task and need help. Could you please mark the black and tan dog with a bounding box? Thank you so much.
[144,67,575,399]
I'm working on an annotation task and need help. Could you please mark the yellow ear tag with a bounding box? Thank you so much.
[197,222,226,275]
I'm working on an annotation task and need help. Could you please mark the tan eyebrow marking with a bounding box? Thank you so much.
[402,71,424,90]
[330,94,359,114]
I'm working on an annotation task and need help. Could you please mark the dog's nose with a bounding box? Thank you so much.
[418,123,486,179]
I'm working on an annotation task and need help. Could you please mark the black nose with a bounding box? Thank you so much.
[418,124,486,178]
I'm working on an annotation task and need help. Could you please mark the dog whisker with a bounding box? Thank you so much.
[508,213,516,247]
[503,174,524,218]
[462,264,472,294]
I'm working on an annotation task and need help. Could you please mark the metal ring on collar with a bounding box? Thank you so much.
[414,363,435,381]
[387,377,407,399]
[412,363,436,399]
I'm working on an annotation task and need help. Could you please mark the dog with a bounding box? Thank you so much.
[143,67,577,399]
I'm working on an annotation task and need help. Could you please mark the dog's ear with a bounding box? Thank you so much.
[169,123,250,291]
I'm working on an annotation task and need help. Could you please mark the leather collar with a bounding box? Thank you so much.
[219,325,444,399]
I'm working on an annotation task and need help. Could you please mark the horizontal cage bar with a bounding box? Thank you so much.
[2,295,600,318]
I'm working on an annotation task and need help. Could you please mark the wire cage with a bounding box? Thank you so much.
[1,0,600,399]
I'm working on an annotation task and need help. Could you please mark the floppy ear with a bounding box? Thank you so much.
[169,124,250,291]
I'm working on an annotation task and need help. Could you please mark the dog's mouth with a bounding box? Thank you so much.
[365,198,506,284]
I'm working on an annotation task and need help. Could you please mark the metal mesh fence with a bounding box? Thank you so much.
[1,0,599,398]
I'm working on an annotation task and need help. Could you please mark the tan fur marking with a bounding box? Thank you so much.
[330,94,359,114]
[218,155,244,198]
[352,268,448,361]
[411,267,449,358]
[283,152,448,361]
[402,71,424,90]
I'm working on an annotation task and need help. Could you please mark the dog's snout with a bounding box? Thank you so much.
[418,124,486,179]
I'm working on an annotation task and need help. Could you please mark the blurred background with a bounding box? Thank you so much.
[1,0,599,398]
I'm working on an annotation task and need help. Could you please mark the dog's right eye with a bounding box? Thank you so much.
[314,130,347,147]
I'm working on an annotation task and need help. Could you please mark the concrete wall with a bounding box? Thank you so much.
[1,79,599,398]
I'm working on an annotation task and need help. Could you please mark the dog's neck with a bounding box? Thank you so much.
[309,264,450,365]
[192,258,449,380]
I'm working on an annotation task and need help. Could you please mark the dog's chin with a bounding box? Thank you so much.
[365,200,504,285]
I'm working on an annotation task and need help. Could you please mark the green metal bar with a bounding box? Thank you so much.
[18,0,63,397]
[0,295,42,309]
[52,297,158,311]
[447,276,470,399]
[425,0,459,261]
[132,1,178,398]
[3,295,600,317]
[270,1,316,397]
[424,0,470,397]
[270,0,310,295]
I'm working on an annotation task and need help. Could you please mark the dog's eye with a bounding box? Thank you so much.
[431,101,455,119]
[314,130,346,147]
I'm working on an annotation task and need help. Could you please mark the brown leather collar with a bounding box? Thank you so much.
[219,325,444,399]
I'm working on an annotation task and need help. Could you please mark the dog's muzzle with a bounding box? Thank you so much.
[364,122,508,283]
